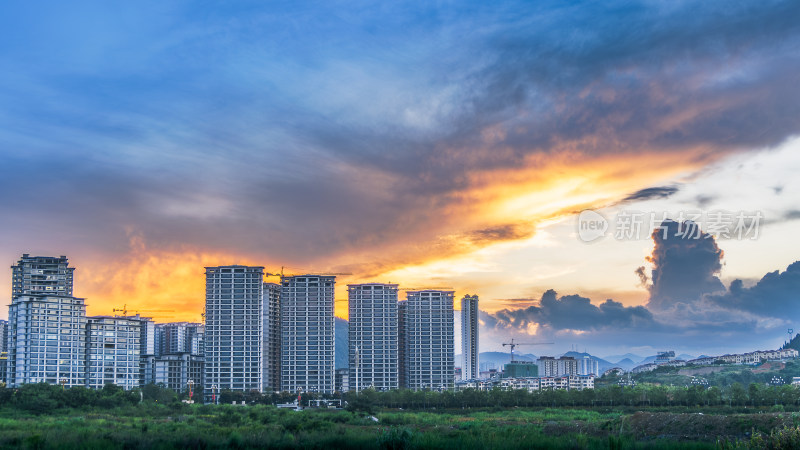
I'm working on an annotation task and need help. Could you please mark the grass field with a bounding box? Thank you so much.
[2,404,800,449]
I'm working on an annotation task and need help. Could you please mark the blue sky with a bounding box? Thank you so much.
[2,0,800,357]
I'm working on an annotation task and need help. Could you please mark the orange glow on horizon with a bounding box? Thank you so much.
[59,146,723,323]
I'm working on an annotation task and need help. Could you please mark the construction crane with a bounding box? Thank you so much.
[265,267,352,278]
[399,286,454,291]
[502,338,553,362]
[112,304,175,317]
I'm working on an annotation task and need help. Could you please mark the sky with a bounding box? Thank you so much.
[1,0,800,359]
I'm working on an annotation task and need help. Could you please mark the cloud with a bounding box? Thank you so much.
[645,220,725,309]
[486,289,655,334]
[706,261,800,319]
[624,186,679,202]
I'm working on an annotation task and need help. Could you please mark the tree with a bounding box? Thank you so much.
[14,383,60,414]
[730,382,747,406]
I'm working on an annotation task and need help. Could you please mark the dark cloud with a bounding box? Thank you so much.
[646,220,725,309]
[467,224,533,244]
[488,289,655,333]
[706,261,800,318]
[695,195,716,208]
[634,266,648,287]
[624,186,679,202]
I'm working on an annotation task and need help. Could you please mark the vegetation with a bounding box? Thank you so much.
[2,383,800,448]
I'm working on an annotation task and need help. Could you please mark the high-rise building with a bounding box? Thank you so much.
[263,282,281,393]
[281,275,335,394]
[537,356,579,377]
[397,301,407,389]
[6,295,87,387]
[461,295,479,380]
[156,322,205,356]
[11,254,74,299]
[0,319,8,383]
[578,356,599,376]
[153,353,204,394]
[85,316,143,390]
[403,290,455,391]
[348,283,398,392]
[204,265,264,402]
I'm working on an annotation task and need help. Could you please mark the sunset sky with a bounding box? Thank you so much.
[2,1,800,358]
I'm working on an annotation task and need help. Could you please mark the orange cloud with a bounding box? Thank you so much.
[51,146,727,324]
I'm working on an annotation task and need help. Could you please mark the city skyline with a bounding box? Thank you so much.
[1,1,800,357]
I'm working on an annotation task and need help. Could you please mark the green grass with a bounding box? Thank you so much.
[0,404,797,449]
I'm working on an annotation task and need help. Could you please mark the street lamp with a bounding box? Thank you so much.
[59,378,68,390]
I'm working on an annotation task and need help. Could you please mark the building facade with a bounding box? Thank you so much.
[85,316,143,390]
[156,322,204,356]
[153,353,204,394]
[578,356,599,376]
[6,295,87,387]
[461,295,479,380]
[263,282,281,393]
[348,283,399,392]
[280,275,335,393]
[397,301,407,389]
[204,265,264,402]
[11,254,74,299]
[0,319,8,383]
[403,290,455,391]
[537,356,579,377]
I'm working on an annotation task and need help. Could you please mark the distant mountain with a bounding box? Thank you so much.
[604,353,644,364]
[615,358,637,371]
[335,318,348,368]
[677,353,696,361]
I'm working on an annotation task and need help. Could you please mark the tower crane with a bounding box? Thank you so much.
[502,338,554,362]
[112,304,175,317]
[264,267,352,278]
[399,286,454,291]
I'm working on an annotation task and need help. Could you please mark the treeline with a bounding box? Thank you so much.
[2,382,800,413]
[338,383,800,411]
[0,383,176,413]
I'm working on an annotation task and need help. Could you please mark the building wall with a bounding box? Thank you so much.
[281,275,335,394]
[405,290,455,391]
[7,295,86,387]
[153,353,204,394]
[461,295,479,380]
[204,265,264,402]
[11,255,74,299]
[397,301,407,389]
[348,283,398,392]
[85,316,142,389]
[263,282,281,392]
[537,356,579,377]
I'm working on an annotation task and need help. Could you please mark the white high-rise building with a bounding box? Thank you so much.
[403,290,455,391]
[461,295,479,380]
[281,275,335,393]
[7,295,87,387]
[537,356,579,377]
[11,254,74,299]
[204,265,264,402]
[263,282,281,393]
[348,283,398,392]
[578,356,599,376]
[85,316,143,390]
